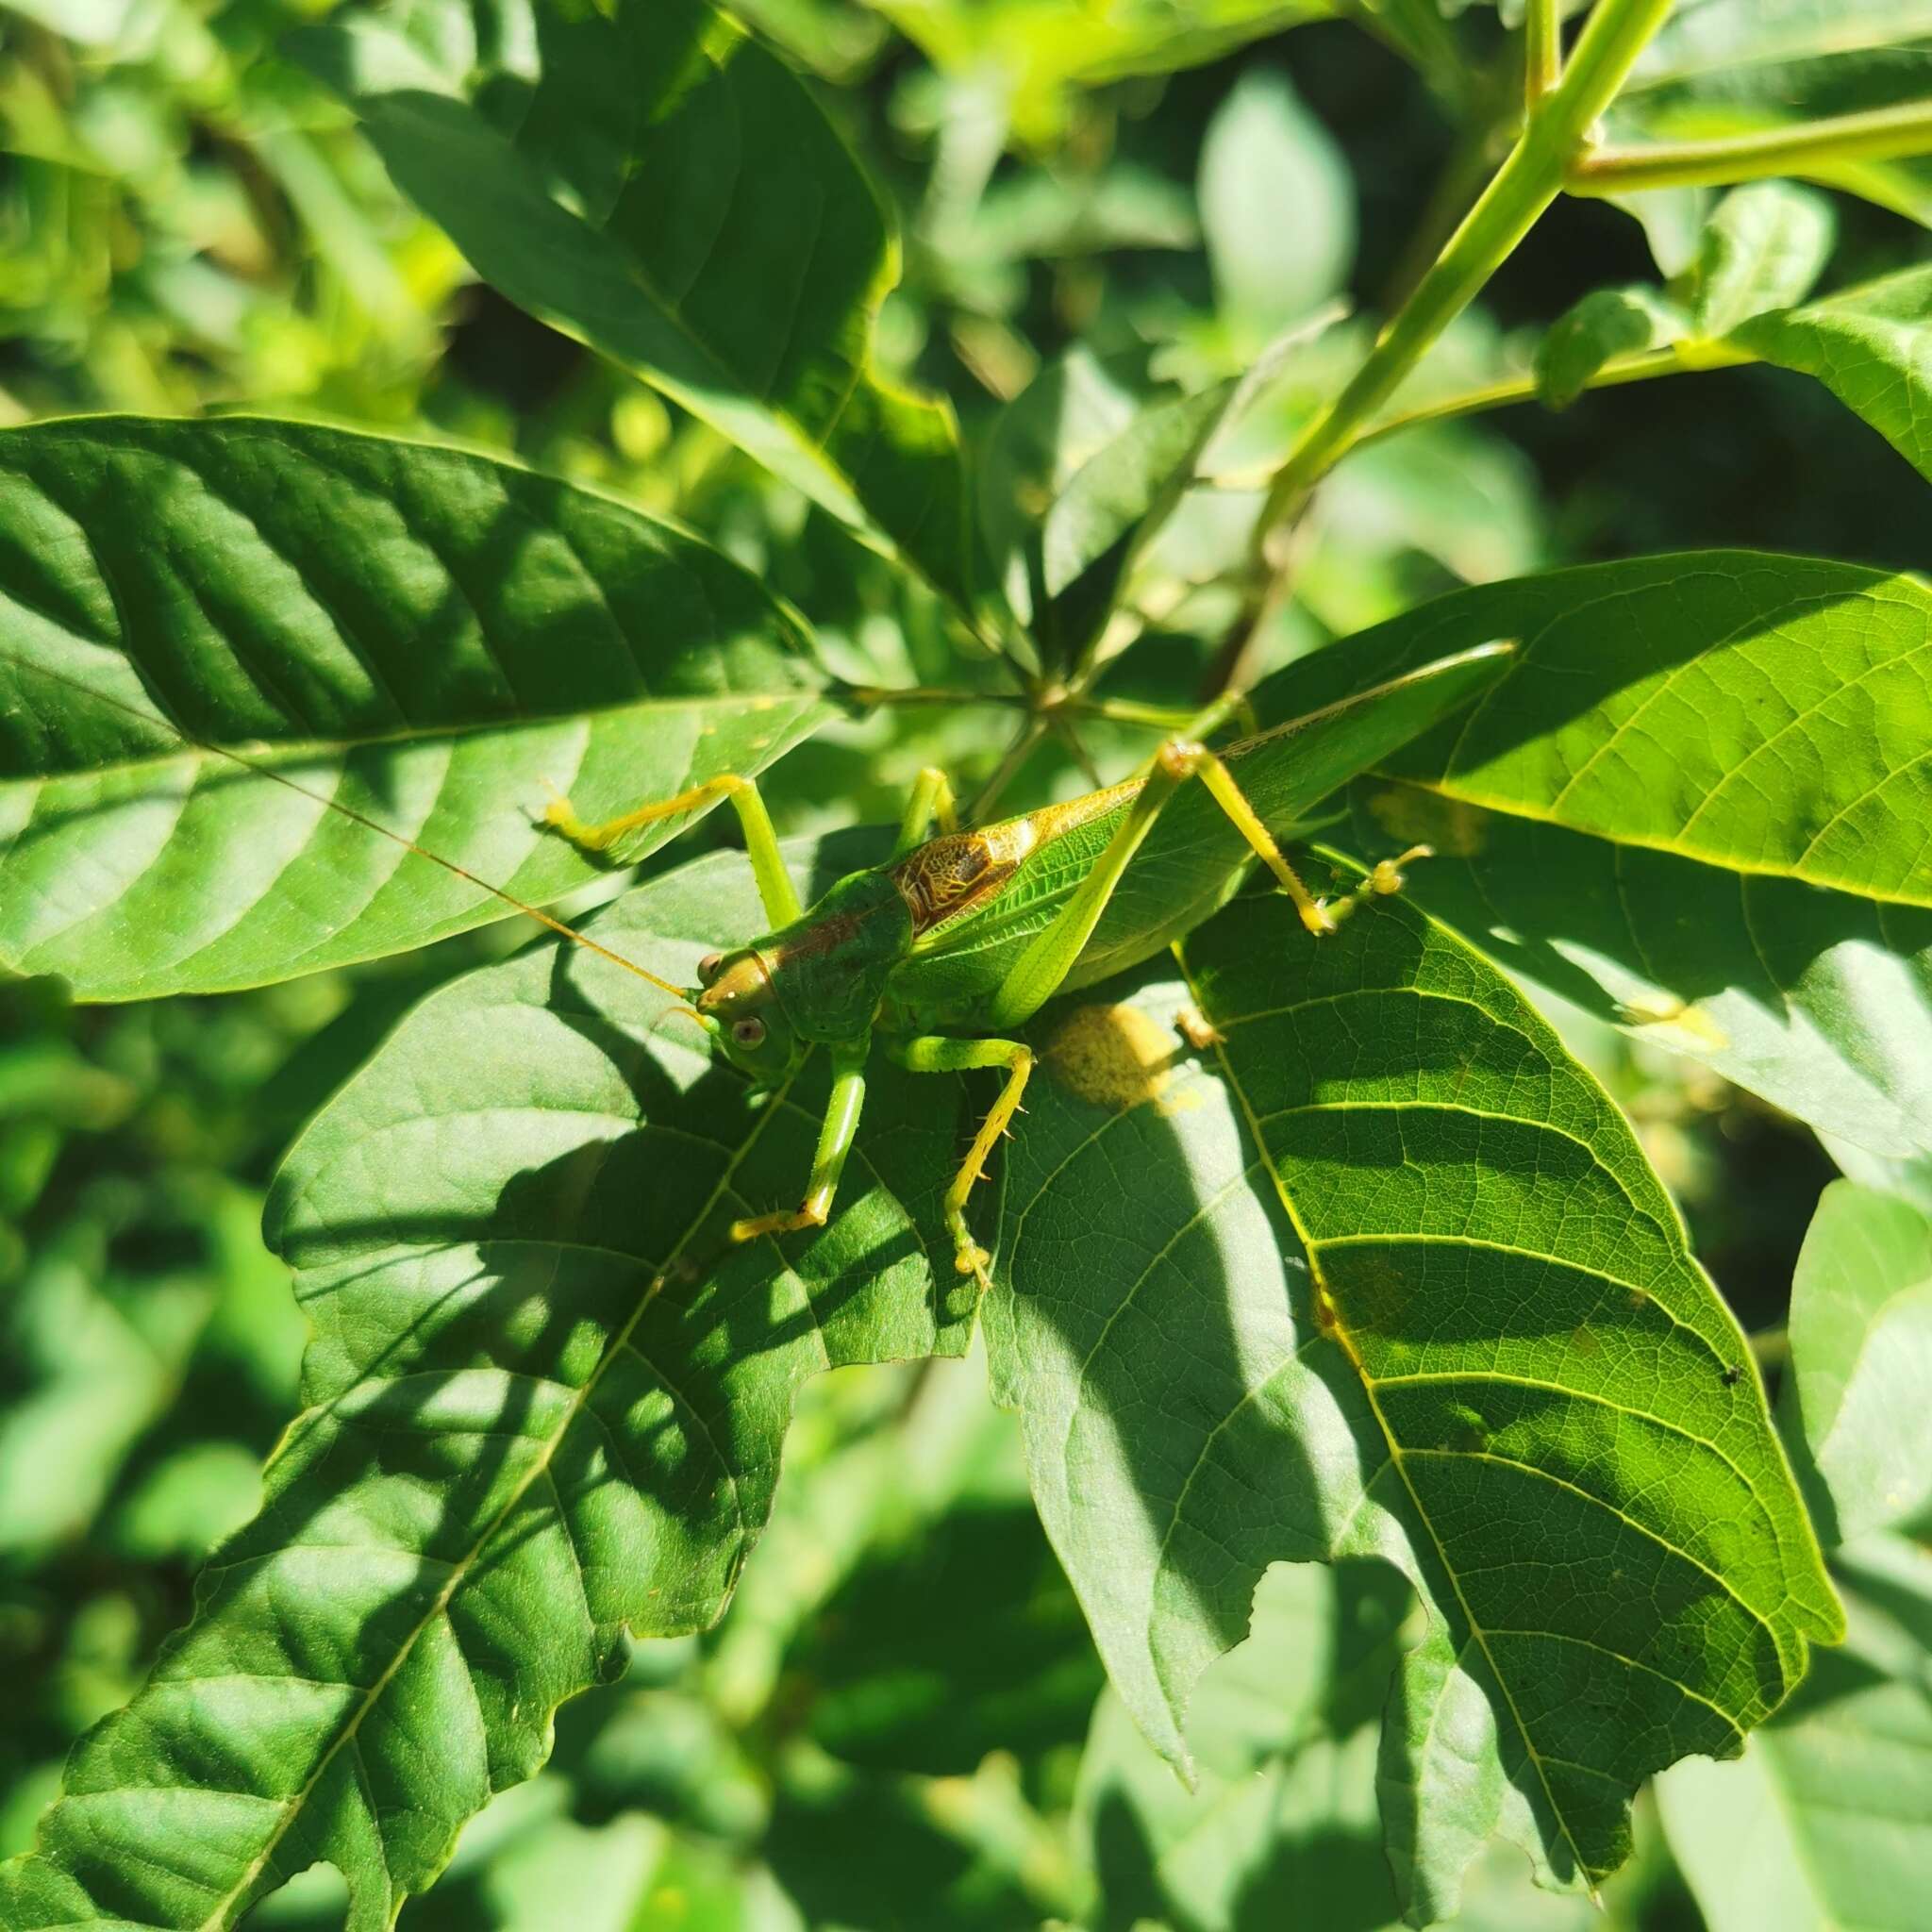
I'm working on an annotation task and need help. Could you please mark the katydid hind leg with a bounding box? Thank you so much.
[730,1041,869,1246]
[542,770,804,927]
[986,734,1331,1034]
[889,1034,1033,1276]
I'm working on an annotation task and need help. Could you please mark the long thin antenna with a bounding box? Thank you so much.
[0,648,701,1011]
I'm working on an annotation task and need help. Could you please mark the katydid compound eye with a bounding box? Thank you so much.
[698,952,724,986]
[732,1017,766,1048]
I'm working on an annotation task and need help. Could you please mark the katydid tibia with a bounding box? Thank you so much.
[7,637,1509,1276]
[541,641,1512,1274]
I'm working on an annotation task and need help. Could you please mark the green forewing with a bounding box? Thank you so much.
[0,417,829,999]
[889,641,1513,1025]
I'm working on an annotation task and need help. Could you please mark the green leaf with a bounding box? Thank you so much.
[0,832,974,1931]
[1734,264,1932,486]
[873,0,1334,139]
[1618,1,1932,228]
[1534,287,1688,409]
[979,345,1274,668]
[1783,1183,1932,1543]
[290,0,976,613]
[1324,553,1932,910]
[0,417,828,1001]
[1198,70,1354,337]
[1077,1558,1631,1931]
[1534,184,1831,408]
[1656,1530,1932,1932]
[1342,781,1932,1163]
[985,886,1839,1919]
[1688,183,1835,339]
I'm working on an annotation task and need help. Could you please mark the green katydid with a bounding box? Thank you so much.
[6,637,1508,1274]
[538,641,1512,1274]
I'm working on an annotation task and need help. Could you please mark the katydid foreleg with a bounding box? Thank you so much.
[544,771,804,927]
[730,1039,870,1244]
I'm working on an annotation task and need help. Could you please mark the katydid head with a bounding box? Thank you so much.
[694,946,807,1085]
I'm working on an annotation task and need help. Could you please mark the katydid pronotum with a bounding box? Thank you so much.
[10,639,1508,1277]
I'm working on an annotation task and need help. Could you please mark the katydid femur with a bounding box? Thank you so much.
[541,642,1510,1275]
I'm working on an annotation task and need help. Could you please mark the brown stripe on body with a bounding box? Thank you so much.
[890,777,1141,937]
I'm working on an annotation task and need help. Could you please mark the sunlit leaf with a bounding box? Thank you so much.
[1342,781,1932,1163]
[986,886,1838,1920]
[1319,553,1932,910]
[1783,1183,1932,1544]
[1735,264,1932,486]
[0,418,828,1000]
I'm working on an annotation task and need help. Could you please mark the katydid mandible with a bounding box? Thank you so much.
[541,642,1511,1275]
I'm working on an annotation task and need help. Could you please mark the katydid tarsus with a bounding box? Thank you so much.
[8,638,1509,1276]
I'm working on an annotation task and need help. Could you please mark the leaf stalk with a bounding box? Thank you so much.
[1568,97,1932,192]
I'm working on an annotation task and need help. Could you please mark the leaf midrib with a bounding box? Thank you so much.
[196,1072,797,1930]
[1172,937,1605,1889]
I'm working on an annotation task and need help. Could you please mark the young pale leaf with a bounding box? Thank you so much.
[0,418,828,1000]
[1343,782,1932,1164]
[1534,287,1688,410]
[0,836,974,1931]
[986,889,1839,1920]
[1199,70,1354,337]
[1317,552,1932,910]
[1733,264,1932,486]
[290,1,976,614]
[1688,182,1835,339]
[1783,1183,1932,1544]
[1656,1531,1932,1932]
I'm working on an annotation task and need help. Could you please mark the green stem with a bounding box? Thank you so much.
[1524,0,1561,108]
[1259,0,1674,539]
[1569,97,1932,192]
[1352,338,1760,447]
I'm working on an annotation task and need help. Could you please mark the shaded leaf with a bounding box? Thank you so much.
[0,833,975,1930]
[1688,183,1834,339]
[1783,1183,1932,1543]
[291,0,976,611]
[1342,780,1932,1162]
[986,885,1838,1918]
[0,418,828,1000]
[1656,1530,1932,1932]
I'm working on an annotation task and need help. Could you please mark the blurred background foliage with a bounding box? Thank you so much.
[2,0,1925,1925]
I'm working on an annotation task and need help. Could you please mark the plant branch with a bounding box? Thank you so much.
[1569,98,1932,192]
[1524,0,1561,108]
[1348,337,1760,448]
[1257,0,1674,543]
